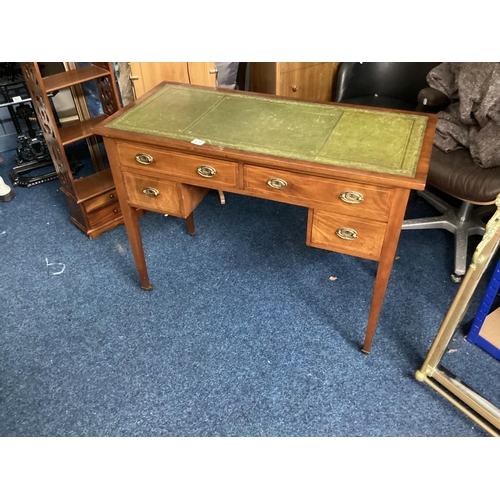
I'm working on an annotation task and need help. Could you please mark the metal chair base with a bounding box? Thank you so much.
[402,189,493,278]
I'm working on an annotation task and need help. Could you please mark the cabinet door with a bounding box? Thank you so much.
[129,62,217,98]
[278,62,340,101]
[248,62,278,95]
[249,62,340,102]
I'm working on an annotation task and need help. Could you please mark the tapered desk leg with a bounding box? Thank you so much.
[123,204,153,291]
[103,137,153,291]
[362,188,410,354]
[362,255,396,354]
[186,212,196,236]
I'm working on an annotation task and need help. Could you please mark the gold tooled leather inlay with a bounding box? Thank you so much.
[107,84,428,177]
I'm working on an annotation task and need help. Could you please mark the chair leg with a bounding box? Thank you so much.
[453,225,470,279]
[402,190,487,280]
[473,204,496,220]
[419,189,454,213]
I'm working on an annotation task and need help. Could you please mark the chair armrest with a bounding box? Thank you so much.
[418,87,451,108]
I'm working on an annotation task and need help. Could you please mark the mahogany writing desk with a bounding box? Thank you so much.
[94,82,437,354]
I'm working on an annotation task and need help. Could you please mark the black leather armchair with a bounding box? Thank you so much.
[333,62,500,282]
[333,62,440,110]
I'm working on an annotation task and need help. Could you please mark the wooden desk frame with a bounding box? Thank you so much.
[94,82,437,354]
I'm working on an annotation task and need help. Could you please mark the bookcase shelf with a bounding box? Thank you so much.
[59,115,109,146]
[43,64,111,93]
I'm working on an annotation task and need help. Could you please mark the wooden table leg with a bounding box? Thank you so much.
[185,212,196,236]
[103,137,153,291]
[122,204,153,291]
[362,188,410,354]
[362,255,395,354]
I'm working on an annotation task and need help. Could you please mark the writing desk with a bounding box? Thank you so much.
[94,82,437,354]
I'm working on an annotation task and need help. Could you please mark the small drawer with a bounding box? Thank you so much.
[123,171,182,215]
[87,200,122,227]
[244,165,393,221]
[83,189,118,213]
[116,142,238,189]
[307,209,387,261]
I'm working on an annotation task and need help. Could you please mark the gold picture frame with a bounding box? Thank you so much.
[416,195,500,436]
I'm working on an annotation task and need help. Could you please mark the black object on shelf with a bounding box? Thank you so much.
[0,70,64,188]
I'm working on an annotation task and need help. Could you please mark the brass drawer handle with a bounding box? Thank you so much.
[267,178,287,190]
[143,187,159,197]
[135,153,153,165]
[197,165,216,178]
[335,227,358,240]
[340,191,364,204]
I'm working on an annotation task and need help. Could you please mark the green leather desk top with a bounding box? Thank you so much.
[106,84,428,177]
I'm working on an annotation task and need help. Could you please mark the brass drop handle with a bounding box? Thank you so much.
[267,178,287,190]
[143,187,159,197]
[340,191,364,204]
[135,153,154,165]
[335,228,358,240]
[197,165,216,178]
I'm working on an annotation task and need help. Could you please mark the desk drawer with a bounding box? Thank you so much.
[244,165,392,221]
[307,209,386,261]
[122,171,208,217]
[123,171,182,215]
[116,142,238,189]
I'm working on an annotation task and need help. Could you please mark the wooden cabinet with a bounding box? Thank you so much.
[249,62,340,101]
[128,62,217,98]
[21,62,123,239]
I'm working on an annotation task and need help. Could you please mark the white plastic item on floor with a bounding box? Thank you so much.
[0,175,15,202]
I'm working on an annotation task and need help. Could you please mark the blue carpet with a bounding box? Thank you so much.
[1,146,498,437]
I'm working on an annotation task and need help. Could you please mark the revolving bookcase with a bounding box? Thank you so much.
[21,62,123,239]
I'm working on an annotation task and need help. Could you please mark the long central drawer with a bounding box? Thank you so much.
[116,141,238,189]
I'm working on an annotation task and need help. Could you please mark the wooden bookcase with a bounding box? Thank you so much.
[21,62,123,239]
